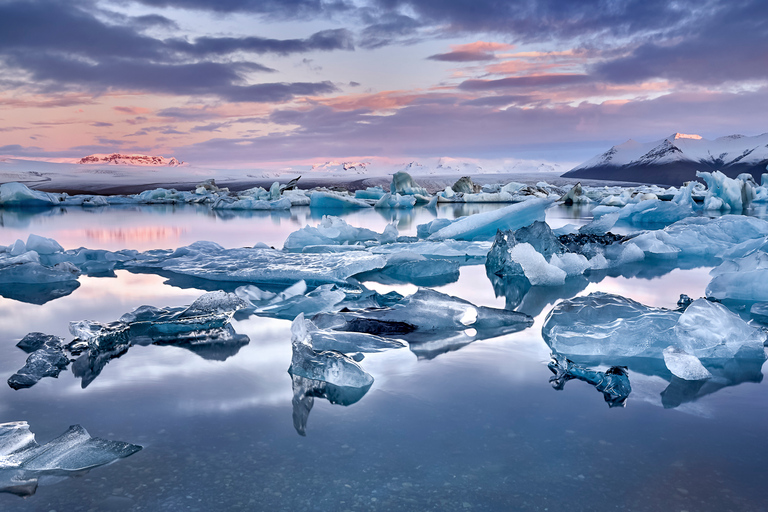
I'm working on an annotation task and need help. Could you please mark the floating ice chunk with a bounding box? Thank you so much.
[374,193,416,209]
[579,211,619,234]
[452,176,481,194]
[283,216,379,251]
[426,197,554,241]
[248,284,346,320]
[543,293,767,360]
[296,315,406,353]
[662,347,712,381]
[371,240,492,259]
[417,218,453,239]
[751,302,768,324]
[127,241,387,285]
[550,252,591,277]
[560,182,591,205]
[391,171,429,196]
[0,261,80,284]
[377,223,398,244]
[706,240,768,301]
[373,252,461,286]
[288,313,374,389]
[313,288,532,338]
[309,191,372,209]
[0,421,141,496]
[180,291,248,318]
[697,170,754,211]
[9,239,26,256]
[69,320,130,351]
[507,243,566,286]
[675,299,766,358]
[354,186,387,200]
[0,182,58,207]
[593,199,694,227]
[486,220,565,277]
[548,354,631,407]
[8,334,68,390]
[25,234,63,255]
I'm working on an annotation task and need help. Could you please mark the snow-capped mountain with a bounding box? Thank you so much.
[78,154,185,166]
[564,133,768,185]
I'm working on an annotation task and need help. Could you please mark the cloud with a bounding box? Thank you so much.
[459,74,590,90]
[130,0,354,18]
[427,41,515,62]
[0,1,348,103]
[173,86,768,164]
[91,121,114,127]
[166,29,354,57]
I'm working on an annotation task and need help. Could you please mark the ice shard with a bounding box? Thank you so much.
[424,197,554,241]
[662,347,712,381]
[0,421,141,497]
[548,355,631,407]
[237,282,346,320]
[283,216,379,251]
[7,334,69,390]
[288,314,375,389]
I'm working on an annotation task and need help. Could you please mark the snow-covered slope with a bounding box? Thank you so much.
[79,153,185,166]
[565,133,768,185]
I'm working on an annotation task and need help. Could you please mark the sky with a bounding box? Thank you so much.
[0,0,766,169]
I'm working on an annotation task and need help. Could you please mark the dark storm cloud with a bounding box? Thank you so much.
[167,29,354,56]
[0,1,348,103]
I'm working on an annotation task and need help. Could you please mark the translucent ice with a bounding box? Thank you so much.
[294,315,405,353]
[291,374,370,436]
[354,186,387,200]
[662,347,712,381]
[126,241,387,285]
[391,171,429,196]
[706,238,768,301]
[313,288,533,340]
[543,292,766,361]
[424,197,554,241]
[283,216,379,251]
[548,354,631,407]
[697,170,754,211]
[288,313,374,389]
[374,193,417,209]
[309,191,372,209]
[0,421,141,497]
[0,182,58,207]
[7,334,69,390]
[750,302,768,324]
[238,282,346,320]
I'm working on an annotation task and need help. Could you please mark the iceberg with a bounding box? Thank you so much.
[212,196,291,210]
[0,421,141,497]
[283,216,379,251]
[542,292,766,361]
[288,314,374,389]
[293,314,406,354]
[9,292,251,389]
[374,193,416,209]
[309,191,372,209]
[548,354,631,407]
[312,288,533,355]
[697,170,755,211]
[0,182,59,207]
[751,302,768,324]
[354,186,387,200]
[706,238,768,301]
[237,282,346,320]
[126,241,387,285]
[391,171,429,196]
[424,197,555,241]
[7,334,69,390]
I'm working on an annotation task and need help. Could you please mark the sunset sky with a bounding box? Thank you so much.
[1,0,766,168]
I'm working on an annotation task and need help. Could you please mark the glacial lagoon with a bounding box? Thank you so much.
[1,201,768,511]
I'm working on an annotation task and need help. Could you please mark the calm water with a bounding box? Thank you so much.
[1,203,767,511]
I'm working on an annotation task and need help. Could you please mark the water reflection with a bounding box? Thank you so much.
[290,374,371,436]
[0,281,80,305]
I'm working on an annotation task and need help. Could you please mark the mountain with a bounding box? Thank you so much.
[563,133,768,185]
[78,153,185,166]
